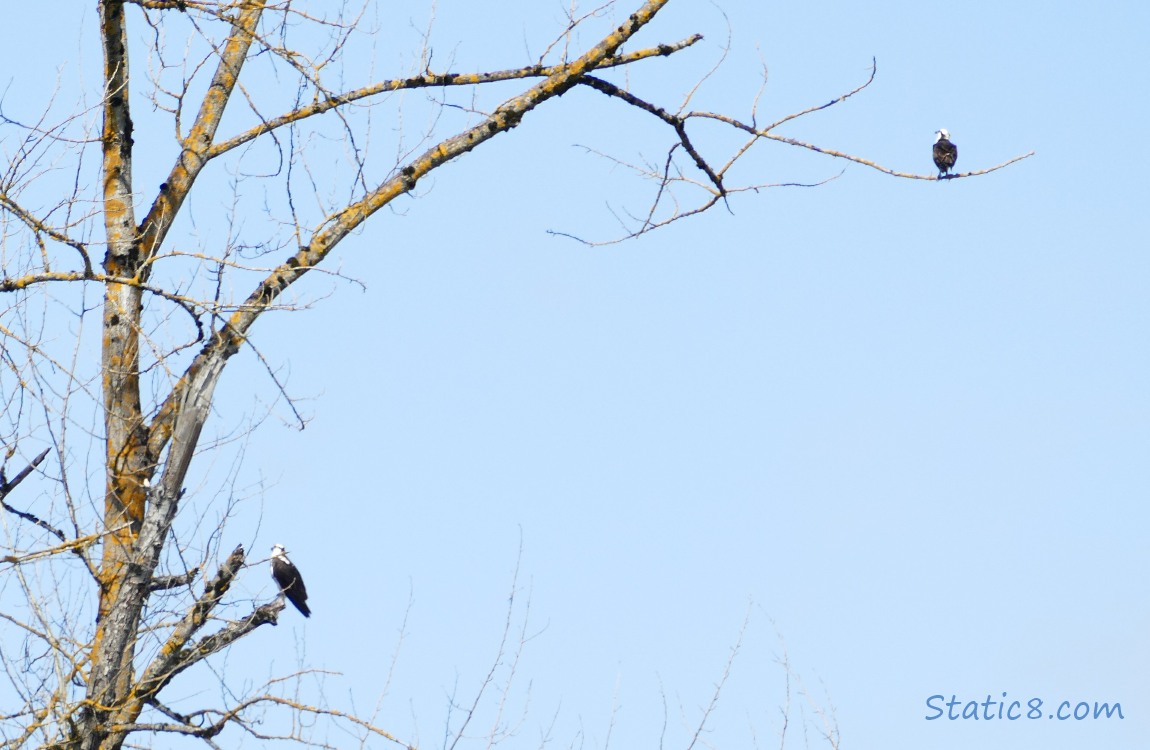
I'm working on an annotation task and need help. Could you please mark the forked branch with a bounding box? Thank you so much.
[129,545,257,711]
[552,58,1033,243]
[146,0,681,464]
[208,34,705,159]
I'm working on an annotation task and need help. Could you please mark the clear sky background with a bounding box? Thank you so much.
[2,2,1147,749]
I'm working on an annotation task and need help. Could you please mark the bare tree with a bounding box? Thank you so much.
[0,1,1031,748]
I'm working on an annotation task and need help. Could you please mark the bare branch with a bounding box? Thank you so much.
[207,34,705,159]
[128,545,250,711]
[579,76,726,200]
[548,58,1032,245]
[0,528,115,565]
[684,608,750,750]
[115,689,418,748]
[0,193,94,275]
[135,1,268,269]
[763,57,878,132]
[147,0,681,467]
[0,447,49,500]
[125,0,199,10]
[147,569,201,592]
[696,110,1037,180]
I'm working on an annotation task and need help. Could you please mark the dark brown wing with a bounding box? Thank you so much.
[272,558,311,617]
[933,139,958,172]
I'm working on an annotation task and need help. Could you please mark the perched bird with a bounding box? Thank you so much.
[933,129,958,178]
[270,544,311,617]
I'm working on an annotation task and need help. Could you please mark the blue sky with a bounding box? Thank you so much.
[2,1,1147,749]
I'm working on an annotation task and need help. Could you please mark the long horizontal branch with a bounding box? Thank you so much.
[0,269,290,315]
[693,110,1036,179]
[112,690,415,747]
[208,33,704,159]
[0,528,116,565]
[126,0,207,9]
[763,129,1035,179]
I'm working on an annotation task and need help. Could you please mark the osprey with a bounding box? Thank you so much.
[933,129,958,178]
[270,544,311,617]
